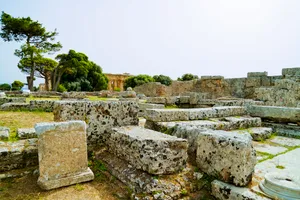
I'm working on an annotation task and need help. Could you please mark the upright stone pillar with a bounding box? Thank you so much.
[35,121,94,190]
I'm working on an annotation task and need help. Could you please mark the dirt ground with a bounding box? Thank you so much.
[0,170,130,200]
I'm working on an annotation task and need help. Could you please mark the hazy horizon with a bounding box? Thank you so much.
[1,0,300,86]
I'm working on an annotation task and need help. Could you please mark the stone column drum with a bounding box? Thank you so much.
[35,121,94,190]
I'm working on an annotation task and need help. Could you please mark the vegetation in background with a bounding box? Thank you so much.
[177,73,199,81]
[54,50,108,92]
[0,83,11,91]
[0,11,62,91]
[11,80,24,91]
[153,74,173,86]
[124,74,154,89]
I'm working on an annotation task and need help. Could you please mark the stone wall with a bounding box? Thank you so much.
[53,101,139,145]
[133,68,298,100]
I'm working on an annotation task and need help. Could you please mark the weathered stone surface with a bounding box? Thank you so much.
[211,180,270,200]
[0,127,10,140]
[119,90,136,98]
[247,105,300,123]
[196,129,256,186]
[0,139,38,172]
[53,101,139,145]
[96,150,193,199]
[0,102,30,111]
[0,92,6,97]
[0,97,26,106]
[282,67,300,77]
[35,121,94,190]
[253,142,288,155]
[29,100,55,112]
[146,97,167,104]
[247,71,268,77]
[146,116,261,133]
[270,136,300,147]
[145,106,246,122]
[231,127,272,141]
[61,92,87,99]
[17,128,37,139]
[103,126,188,175]
[138,102,164,117]
[262,122,300,138]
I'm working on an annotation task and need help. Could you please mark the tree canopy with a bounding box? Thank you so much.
[153,75,172,86]
[124,74,154,89]
[11,80,24,91]
[53,50,108,91]
[0,12,62,91]
[177,73,199,81]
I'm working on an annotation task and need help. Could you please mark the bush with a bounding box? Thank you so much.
[0,83,11,91]
[57,84,67,93]
[114,87,121,92]
[11,80,24,91]
[124,75,154,89]
[177,73,199,81]
[153,75,172,86]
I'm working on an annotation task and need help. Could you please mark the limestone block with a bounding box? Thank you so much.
[179,96,190,104]
[17,128,37,139]
[196,129,256,186]
[247,71,268,77]
[248,127,272,141]
[246,77,261,87]
[103,126,188,175]
[262,122,300,138]
[146,97,166,104]
[61,92,87,99]
[0,103,30,111]
[0,139,38,172]
[138,103,164,117]
[145,106,246,122]
[0,127,10,140]
[53,101,139,145]
[119,90,136,98]
[0,97,26,106]
[165,96,178,105]
[35,121,94,190]
[29,100,55,112]
[248,105,300,123]
[0,92,6,97]
[211,180,270,200]
[282,67,300,77]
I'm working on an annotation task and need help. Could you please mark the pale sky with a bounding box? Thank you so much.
[1,0,300,85]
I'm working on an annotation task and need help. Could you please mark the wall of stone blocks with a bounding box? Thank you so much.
[53,101,139,145]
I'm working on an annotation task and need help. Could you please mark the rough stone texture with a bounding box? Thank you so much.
[61,92,87,99]
[270,136,300,147]
[247,105,300,123]
[119,90,136,98]
[146,116,262,133]
[29,100,55,112]
[146,97,167,104]
[0,102,30,111]
[35,121,94,190]
[0,92,6,97]
[196,129,256,186]
[231,127,273,141]
[0,97,26,106]
[138,102,164,117]
[211,180,271,200]
[262,122,300,138]
[145,106,246,122]
[103,126,188,175]
[0,139,38,172]
[17,128,37,139]
[96,150,193,199]
[282,67,300,78]
[254,79,300,107]
[247,71,268,77]
[53,101,139,145]
[0,127,10,140]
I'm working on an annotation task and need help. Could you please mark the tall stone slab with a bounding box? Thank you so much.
[35,121,94,190]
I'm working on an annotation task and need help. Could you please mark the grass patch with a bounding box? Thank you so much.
[26,96,60,103]
[74,183,85,191]
[87,96,119,101]
[0,111,53,141]
[257,145,300,163]
[276,165,285,169]
[165,105,178,109]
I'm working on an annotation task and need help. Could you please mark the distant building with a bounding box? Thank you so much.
[105,73,133,91]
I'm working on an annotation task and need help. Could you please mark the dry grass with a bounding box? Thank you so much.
[0,111,53,140]
[26,97,60,103]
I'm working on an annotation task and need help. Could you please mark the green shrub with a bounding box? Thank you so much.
[57,84,67,92]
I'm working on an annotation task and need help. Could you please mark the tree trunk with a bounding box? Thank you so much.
[27,37,35,91]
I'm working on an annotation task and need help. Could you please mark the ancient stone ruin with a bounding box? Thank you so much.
[0,67,299,199]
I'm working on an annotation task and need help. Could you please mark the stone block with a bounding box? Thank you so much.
[29,100,55,112]
[61,92,87,99]
[211,180,270,200]
[0,139,38,172]
[262,122,300,138]
[0,127,10,140]
[248,127,272,141]
[247,71,268,77]
[282,67,300,77]
[0,92,6,97]
[179,96,190,104]
[119,90,136,98]
[247,105,300,123]
[145,106,246,122]
[146,97,166,104]
[103,126,188,175]
[17,128,37,139]
[35,121,94,190]
[246,77,261,87]
[196,129,256,186]
[0,97,26,106]
[54,101,139,145]
[138,103,164,117]
[0,103,30,111]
